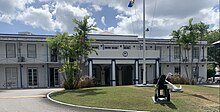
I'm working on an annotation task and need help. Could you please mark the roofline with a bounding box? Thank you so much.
[88,33,138,37]
[0,33,55,38]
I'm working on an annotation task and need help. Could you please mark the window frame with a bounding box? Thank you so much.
[27,44,37,58]
[27,68,38,87]
[193,47,199,59]
[174,66,181,74]
[6,43,16,58]
[174,46,180,59]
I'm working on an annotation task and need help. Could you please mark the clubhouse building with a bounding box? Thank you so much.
[0,32,209,88]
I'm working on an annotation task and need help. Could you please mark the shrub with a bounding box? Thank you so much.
[167,75,190,84]
[77,76,96,88]
[63,79,74,90]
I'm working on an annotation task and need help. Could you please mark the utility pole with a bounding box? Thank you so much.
[142,0,146,84]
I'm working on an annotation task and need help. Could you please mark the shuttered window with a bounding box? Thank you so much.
[6,43,16,58]
[27,44,36,58]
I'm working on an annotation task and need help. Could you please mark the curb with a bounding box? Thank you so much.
[47,90,146,112]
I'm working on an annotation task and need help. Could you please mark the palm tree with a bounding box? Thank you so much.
[72,16,97,77]
[46,16,97,89]
[171,18,199,84]
[195,21,209,60]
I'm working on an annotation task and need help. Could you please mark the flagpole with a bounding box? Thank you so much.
[142,0,146,84]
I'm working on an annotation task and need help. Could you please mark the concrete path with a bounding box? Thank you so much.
[202,84,220,88]
[0,88,108,112]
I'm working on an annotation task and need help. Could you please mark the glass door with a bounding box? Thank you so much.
[5,68,18,88]
[50,68,59,87]
[28,68,38,87]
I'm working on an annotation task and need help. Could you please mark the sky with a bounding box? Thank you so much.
[0,0,219,38]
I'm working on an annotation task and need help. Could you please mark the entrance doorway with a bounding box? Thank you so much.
[122,65,132,85]
[50,68,59,87]
[28,68,38,87]
[5,67,18,88]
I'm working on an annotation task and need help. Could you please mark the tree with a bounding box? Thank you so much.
[194,21,209,60]
[47,16,97,89]
[72,16,97,77]
[171,18,210,84]
[205,29,220,78]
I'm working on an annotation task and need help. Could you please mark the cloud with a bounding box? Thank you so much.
[0,0,219,38]
[92,4,102,11]
[16,6,59,31]
[101,16,106,26]
[54,2,90,32]
[0,0,34,24]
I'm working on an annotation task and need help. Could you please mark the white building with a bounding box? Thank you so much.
[0,33,209,88]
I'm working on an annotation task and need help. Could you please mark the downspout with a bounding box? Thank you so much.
[46,44,49,88]
[20,64,22,88]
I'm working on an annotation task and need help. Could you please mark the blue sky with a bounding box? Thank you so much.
[0,0,219,38]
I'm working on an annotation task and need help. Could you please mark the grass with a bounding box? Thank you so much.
[50,85,220,112]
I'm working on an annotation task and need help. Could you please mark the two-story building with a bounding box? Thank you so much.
[0,32,209,88]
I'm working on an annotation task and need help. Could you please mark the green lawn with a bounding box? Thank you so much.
[50,85,219,112]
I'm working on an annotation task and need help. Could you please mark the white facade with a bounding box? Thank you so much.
[0,33,209,88]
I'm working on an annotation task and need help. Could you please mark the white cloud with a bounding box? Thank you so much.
[197,8,219,30]
[0,0,219,38]
[101,16,106,26]
[92,4,102,11]
[54,2,90,32]
[16,6,59,31]
[0,0,34,24]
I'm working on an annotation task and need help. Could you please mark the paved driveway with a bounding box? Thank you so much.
[0,88,108,112]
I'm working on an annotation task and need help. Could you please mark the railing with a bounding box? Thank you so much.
[160,55,208,63]
[0,53,60,64]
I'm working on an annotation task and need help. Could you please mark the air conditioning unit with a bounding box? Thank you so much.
[18,57,25,62]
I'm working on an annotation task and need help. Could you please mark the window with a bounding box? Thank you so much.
[6,43,16,58]
[111,46,118,49]
[28,68,38,86]
[156,46,161,50]
[123,45,131,49]
[193,47,199,59]
[174,66,181,74]
[92,45,99,49]
[104,46,111,49]
[27,44,36,58]
[50,48,58,62]
[174,47,180,59]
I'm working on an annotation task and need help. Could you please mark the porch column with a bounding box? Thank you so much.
[138,66,142,83]
[156,59,159,79]
[88,59,93,78]
[111,59,116,86]
[101,65,105,85]
[134,60,139,84]
[119,66,122,85]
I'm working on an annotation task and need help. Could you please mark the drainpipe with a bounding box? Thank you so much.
[46,44,49,88]
[20,64,22,88]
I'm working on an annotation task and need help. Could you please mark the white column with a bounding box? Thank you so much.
[135,60,139,84]
[112,60,116,86]
[156,60,159,79]
[101,65,105,85]
[89,60,93,78]
[139,66,142,83]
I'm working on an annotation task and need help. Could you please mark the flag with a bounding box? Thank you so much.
[128,0,135,7]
